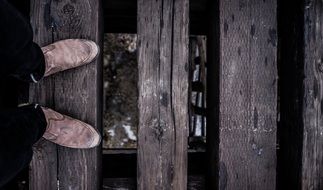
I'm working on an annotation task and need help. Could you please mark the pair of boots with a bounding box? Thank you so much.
[31,39,101,149]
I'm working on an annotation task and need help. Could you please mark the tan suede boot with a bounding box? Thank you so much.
[41,39,99,77]
[41,107,101,149]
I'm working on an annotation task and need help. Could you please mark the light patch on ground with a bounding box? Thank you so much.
[107,129,115,137]
[122,124,137,141]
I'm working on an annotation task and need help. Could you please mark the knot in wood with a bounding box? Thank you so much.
[63,3,75,15]
[160,92,169,107]
[267,28,277,47]
[317,59,323,73]
[152,119,166,141]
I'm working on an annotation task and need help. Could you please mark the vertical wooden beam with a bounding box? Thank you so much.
[29,1,58,189]
[302,0,323,188]
[137,0,189,189]
[29,0,103,189]
[278,1,323,189]
[52,1,103,189]
[217,0,277,189]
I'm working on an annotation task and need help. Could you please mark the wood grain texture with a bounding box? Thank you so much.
[29,139,58,190]
[302,0,323,189]
[29,1,58,189]
[218,0,277,189]
[103,176,205,190]
[137,0,189,189]
[29,0,103,189]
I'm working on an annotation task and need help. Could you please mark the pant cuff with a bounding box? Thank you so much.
[10,43,46,83]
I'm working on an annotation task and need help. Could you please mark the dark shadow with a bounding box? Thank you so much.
[277,0,304,189]
[0,1,31,189]
[206,0,220,189]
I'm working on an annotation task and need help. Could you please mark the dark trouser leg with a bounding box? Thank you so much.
[0,104,47,188]
[0,1,47,188]
[0,0,45,83]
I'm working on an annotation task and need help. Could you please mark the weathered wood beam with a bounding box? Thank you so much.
[103,176,204,190]
[278,0,323,189]
[302,0,323,188]
[210,0,278,189]
[29,0,103,189]
[137,0,189,189]
[29,1,58,189]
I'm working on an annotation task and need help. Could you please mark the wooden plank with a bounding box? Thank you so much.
[137,0,189,189]
[217,0,277,189]
[29,0,103,189]
[29,1,58,189]
[302,0,323,188]
[103,176,205,190]
[52,1,103,189]
[187,176,205,190]
[29,139,58,190]
[103,178,136,190]
[102,151,206,178]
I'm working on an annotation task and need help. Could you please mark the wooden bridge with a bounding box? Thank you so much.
[2,0,323,189]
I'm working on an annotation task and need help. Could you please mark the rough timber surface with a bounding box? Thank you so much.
[302,0,323,189]
[29,1,57,189]
[137,0,189,189]
[29,0,103,189]
[103,176,205,190]
[218,0,277,189]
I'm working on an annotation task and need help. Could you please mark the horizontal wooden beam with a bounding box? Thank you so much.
[102,152,206,178]
[103,176,205,190]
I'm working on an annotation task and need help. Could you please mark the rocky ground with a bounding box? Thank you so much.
[103,34,138,149]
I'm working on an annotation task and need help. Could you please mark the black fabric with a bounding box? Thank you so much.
[0,105,47,188]
[0,0,45,83]
[0,0,48,188]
